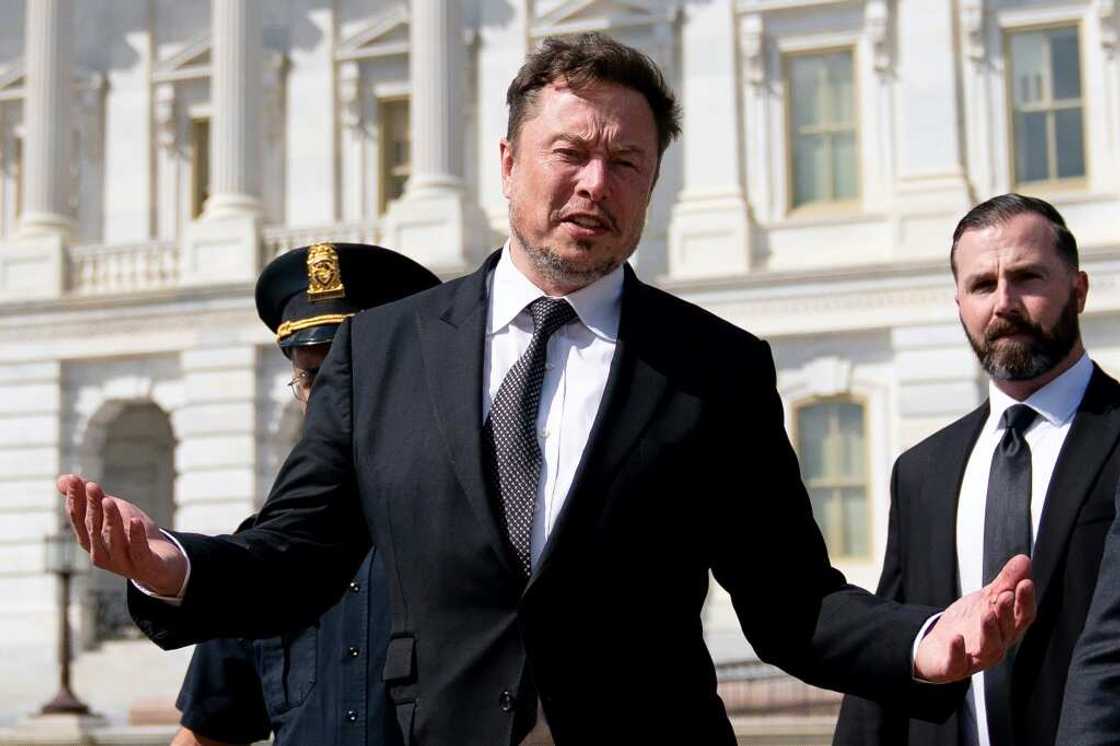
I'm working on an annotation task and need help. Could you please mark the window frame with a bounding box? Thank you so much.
[189,115,211,220]
[790,394,873,562]
[782,44,862,216]
[1003,21,1089,192]
[377,94,411,215]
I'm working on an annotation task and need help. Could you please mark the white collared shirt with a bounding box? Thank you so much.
[483,245,622,569]
[955,353,1093,746]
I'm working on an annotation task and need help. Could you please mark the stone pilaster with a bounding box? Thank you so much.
[893,0,974,258]
[380,0,490,271]
[172,347,259,534]
[667,0,752,280]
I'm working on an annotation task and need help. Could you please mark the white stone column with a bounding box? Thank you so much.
[20,0,75,238]
[667,0,753,280]
[893,0,973,258]
[203,0,262,219]
[181,0,263,287]
[381,0,490,271]
[0,0,73,300]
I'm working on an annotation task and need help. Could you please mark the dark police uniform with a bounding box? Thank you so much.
[174,243,439,746]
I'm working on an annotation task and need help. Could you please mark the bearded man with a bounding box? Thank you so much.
[834,193,1120,746]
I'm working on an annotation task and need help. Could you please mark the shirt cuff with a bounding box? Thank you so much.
[912,612,944,683]
[129,529,191,606]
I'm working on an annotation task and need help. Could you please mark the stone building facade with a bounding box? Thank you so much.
[0,0,1118,728]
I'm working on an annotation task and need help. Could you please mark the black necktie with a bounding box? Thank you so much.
[982,402,1037,746]
[484,297,576,577]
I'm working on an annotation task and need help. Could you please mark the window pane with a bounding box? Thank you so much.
[1015,111,1049,183]
[794,134,828,207]
[808,487,834,541]
[1055,107,1085,179]
[828,52,854,125]
[1049,28,1081,101]
[1010,31,1047,106]
[797,403,829,479]
[791,56,825,128]
[842,487,869,557]
[836,402,865,479]
[832,133,858,202]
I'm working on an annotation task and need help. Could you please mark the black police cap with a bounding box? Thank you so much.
[255,242,440,354]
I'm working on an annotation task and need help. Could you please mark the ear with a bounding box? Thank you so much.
[500,138,515,200]
[1074,270,1089,313]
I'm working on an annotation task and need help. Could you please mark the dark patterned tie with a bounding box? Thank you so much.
[982,402,1037,746]
[485,297,577,577]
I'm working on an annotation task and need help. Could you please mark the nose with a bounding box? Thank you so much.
[575,157,609,202]
[992,277,1022,317]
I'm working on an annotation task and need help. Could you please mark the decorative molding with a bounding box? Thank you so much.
[152,32,212,84]
[335,4,410,62]
[154,83,176,151]
[337,61,362,131]
[739,13,765,87]
[864,0,891,74]
[959,0,986,65]
[1101,0,1118,58]
[531,0,678,38]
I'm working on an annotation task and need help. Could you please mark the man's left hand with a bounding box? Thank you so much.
[913,554,1035,683]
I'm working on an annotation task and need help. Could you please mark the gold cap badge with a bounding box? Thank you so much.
[306,243,345,301]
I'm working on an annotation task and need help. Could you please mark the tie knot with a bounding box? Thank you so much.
[528,297,577,340]
[1002,404,1038,435]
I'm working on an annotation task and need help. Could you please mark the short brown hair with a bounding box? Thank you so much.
[505,32,681,159]
[950,193,1079,276]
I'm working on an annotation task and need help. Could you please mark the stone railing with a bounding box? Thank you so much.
[67,239,180,296]
[260,221,380,265]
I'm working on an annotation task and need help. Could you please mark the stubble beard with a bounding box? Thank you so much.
[508,210,642,293]
[964,292,1081,381]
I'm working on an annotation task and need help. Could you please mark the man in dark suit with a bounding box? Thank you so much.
[1055,481,1120,744]
[58,34,1034,746]
[833,193,1120,746]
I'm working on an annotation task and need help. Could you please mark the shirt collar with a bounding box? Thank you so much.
[987,352,1093,430]
[487,243,623,342]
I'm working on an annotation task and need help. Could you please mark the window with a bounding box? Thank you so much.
[190,116,210,218]
[787,50,858,209]
[379,97,410,213]
[795,398,869,559]
[1008,26,1085,185]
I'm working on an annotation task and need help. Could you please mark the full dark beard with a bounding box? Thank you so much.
[509,222,628,291]
[964,293,1081,381]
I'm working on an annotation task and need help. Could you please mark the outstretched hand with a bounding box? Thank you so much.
[58,474,187,597]
[913,554,1035,683]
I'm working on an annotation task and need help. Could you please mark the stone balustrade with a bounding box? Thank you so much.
[66,240,179,295]
[259,221,380,265]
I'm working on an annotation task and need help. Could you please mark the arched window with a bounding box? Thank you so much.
[794,397,869,560]
[86,402,175,644]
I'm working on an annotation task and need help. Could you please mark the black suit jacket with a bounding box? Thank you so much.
[1055,478,1120,744]
[132,254,943,745]
[834,365,1120,746]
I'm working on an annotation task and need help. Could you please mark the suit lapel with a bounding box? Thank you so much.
[417,250,518,576]
[1032,366,1120,611]
[923,404,988,604]
[528,268,670,589]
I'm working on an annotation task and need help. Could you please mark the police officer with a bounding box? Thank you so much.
[171,243,439,746]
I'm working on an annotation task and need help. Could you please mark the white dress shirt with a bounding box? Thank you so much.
[484,245,622,568]
[955,353,1093,746]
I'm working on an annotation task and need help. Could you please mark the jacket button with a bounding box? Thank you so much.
[348,645,360,658]
[345,709,358,722]
[498,689,515,713]
[349,581,360,593]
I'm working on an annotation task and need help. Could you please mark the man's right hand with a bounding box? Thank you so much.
[58,474,187,597]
